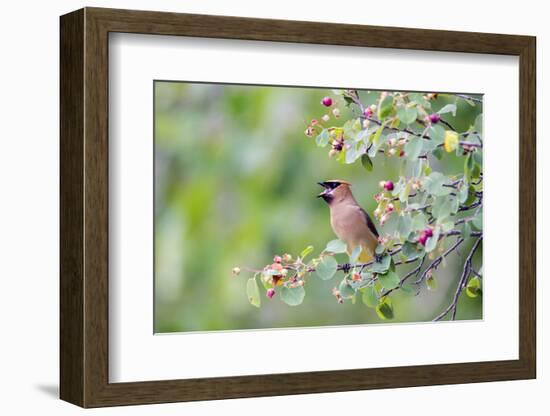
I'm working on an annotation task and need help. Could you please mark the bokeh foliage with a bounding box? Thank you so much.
[155,81,482,333]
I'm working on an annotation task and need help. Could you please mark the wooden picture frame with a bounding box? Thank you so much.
[60,7,536,408]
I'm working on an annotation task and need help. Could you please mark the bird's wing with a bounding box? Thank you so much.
[359,207,379,237]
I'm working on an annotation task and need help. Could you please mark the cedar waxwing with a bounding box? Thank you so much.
[317,180,379,263]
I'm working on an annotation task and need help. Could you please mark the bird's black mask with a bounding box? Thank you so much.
[317,181,341,204]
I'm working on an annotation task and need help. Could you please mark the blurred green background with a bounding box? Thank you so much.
[154,81,482,333]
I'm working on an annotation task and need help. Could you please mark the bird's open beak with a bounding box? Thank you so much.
[317,182,330,198]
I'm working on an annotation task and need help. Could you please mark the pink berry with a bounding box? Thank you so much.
[383,181,394,191]
[424,228,433,238]
[273,255,282,263]
[321,96,333,107]
[364,107,374,118]
[429,113,441,123]
[266,288,276,299]
[418,231,428,246]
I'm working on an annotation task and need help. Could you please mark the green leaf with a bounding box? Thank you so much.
[440,220,455,233]
[460,222,472,239]
[375,297,394,320]
[280,285,305,306]
[426,275,438,291]
[411,212,428,232]
[401,241,423,260]
[361,154,373,171]
[432,196,454,222]
[472,212,483,230]
[397,106,417,125]
[378,270,400,290]
[378,95,394,119]
[424,227,440,253]
[423,172,452,196]
[325,239,347,254]
[315,129,330,147]
[397,215,412,240]
[466,276,482,298]
[429,124,446,144]
[373,123,385,145]
[474,114,483,134]
[404,136,423,161]
[339,279,355,299]
[409,93,431,108]
[458,182,469,204]
[349,245,362,264]
[345,145,363,164]
[432,147,443,160]
[300,245,314,259]
[362,285,378,308]
[369,254,391,274]
[246,277,261,308]
[316,256,338,280]
[437,103,457,116]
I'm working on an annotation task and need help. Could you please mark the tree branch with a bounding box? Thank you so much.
[433,236,483,321]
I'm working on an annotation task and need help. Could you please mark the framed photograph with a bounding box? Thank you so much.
[60,7,536,408]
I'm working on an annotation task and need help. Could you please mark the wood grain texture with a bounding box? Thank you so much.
[59,7,537,408]
[59,8,84,407]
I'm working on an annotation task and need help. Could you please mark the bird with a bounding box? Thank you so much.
[317,180,379,263]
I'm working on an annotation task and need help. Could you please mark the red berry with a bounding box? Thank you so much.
[424,228,433,238]
[399,150,405,157]
[429,113,441,123]
[321,96,333,107]
[383,181,394,191]
[266,288,276,299]
[418,231,428,246]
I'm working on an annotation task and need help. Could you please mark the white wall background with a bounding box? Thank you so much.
[0,0,545,414]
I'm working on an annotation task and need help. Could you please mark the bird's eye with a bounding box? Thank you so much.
[328,182,341,189]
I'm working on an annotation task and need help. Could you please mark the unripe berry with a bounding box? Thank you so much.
[328,149,338,158]
[374,207,382,217]
[322,114,330,122]
[266,288,276,299]
[383,181,394,191]
[388,148,397,156]
[282,253,292,262]
[332,108,340,118]
[385,203,394,213]
[428,113,441,123]
[379,180,386,189]
[304,127,313,137]
[311,118,318,126]
[362,119,370,128]
[232,267,241,276]
[321,96,333,107]
[352,273,362,281]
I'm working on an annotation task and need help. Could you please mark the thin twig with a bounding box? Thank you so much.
[455,94,483,104]
[433,237,483,321]
[415,237,465,285]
